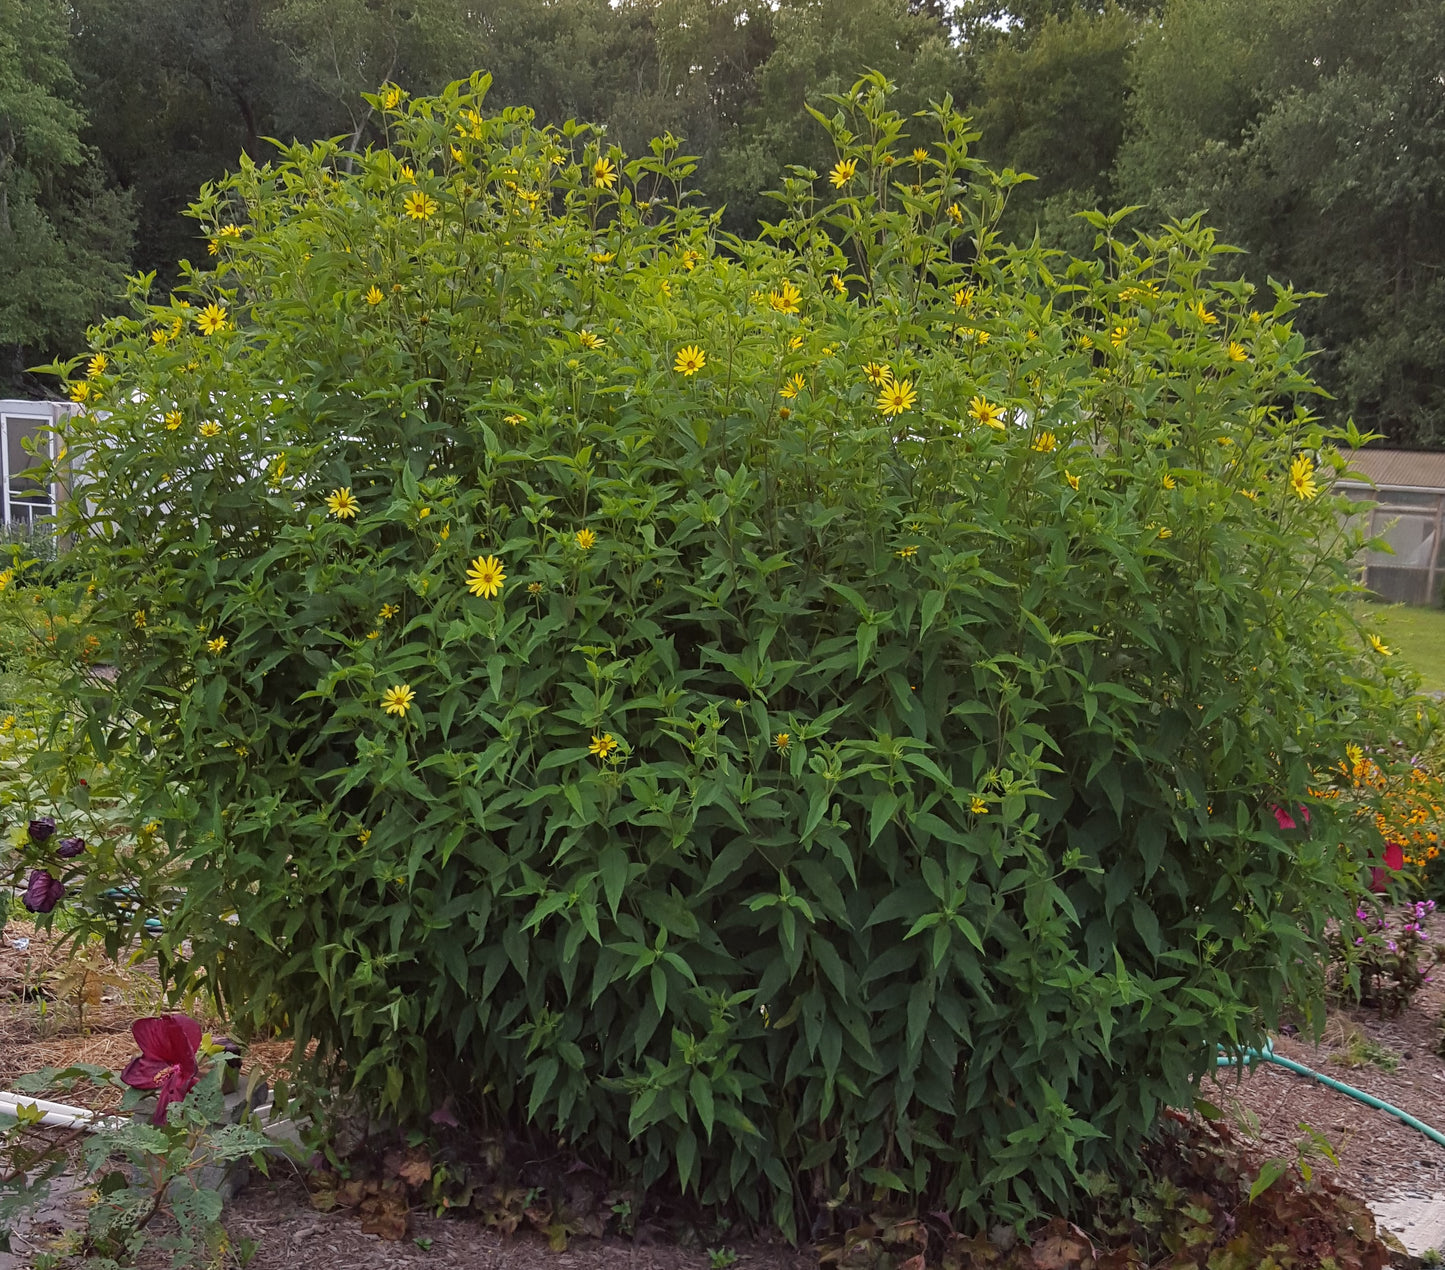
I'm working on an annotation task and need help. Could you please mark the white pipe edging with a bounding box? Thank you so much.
[0,1090,123,1130]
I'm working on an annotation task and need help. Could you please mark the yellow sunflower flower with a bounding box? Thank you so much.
[1227,342,1249,362]
[403,190,437,221]
[968,396,1004,430]
[589,733,618,758]
[197,303,227,335]
[199,422,222,438]
[381,684,415,716]
[877,378,917,417]
[863,362,892,386]
[578,330,605,350]
[575,528,597,551]
[164,411,183,430]
[1367,634,1392,657]
[829,158,857,188]
[365,285,385,305]
[465,555,507,599]
[593,157,617,189]
[779,373,806,400]
[1065,471,1080,491]
[674,345,707,376]
[87,353,107,378]
[206,636,228,653]
[1031,431,1057,453]
[1288,454,1319,501]
[326,487,359,520]
[768,282,802,315]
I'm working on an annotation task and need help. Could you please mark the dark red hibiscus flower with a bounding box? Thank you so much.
[120,1014,203,1124]
[1370,841,1407,893]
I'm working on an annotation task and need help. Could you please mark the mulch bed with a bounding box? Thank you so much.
[1209,907,1445,1209]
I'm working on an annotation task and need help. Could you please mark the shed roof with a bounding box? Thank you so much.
[1341,448,1445,492]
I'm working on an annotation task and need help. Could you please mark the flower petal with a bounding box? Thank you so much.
[120,1054,168,1089]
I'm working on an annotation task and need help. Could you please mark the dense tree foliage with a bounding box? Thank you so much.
[6,0,1442,445]
[1117,0,1445,448]
[0,0,133,389]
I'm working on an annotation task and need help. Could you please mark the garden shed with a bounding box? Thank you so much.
[1342,448,1445,606]
[0,399,73,532]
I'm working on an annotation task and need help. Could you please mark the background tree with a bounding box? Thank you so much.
[0,0,133,391]
[969,5,1137,251]
[1118,0,1445,447]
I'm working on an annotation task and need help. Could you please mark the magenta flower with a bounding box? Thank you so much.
[27,817,55,843]
[1384,841,1405,871]
[22,869,64,913]
[56,836,86,859]
[1271,805,1296,830]
[120,1014,203,1124]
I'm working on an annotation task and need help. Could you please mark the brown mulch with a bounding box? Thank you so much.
[1208,905,1445,1207]
[226,1173,813,1270]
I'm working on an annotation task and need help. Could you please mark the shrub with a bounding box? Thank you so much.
[45,72,1412,1230]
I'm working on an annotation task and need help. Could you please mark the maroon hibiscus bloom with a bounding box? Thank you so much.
[23,869,64,913]
[1369,841,1407,893]
[120,1014,203,1124]
[27,817,56,843]
[56,836,86,859]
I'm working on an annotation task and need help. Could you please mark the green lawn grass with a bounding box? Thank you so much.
[1354,603,1445,691]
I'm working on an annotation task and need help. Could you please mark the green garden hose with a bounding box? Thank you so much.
[1217,1040,1445,1151]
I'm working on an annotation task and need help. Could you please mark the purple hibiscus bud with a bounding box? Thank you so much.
[27,817,56,844]
[22,869,64,913]
[56,836,85,859]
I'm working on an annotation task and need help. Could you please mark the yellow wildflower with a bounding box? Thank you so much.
[877,378,917,417]
[326,487,359,519]
[206,636,228,653]
[575,528,597,551]
[970,796,988,815]
[578,330,605,350]
[1031,431,1057,453]
[1368,634,1392,657]
[165,411,183,430]
[87,353,107,378]
[589,733,618,759]
[465,555,507,599]
[829,158,857,188]
[197,303,227,335]
[1065,471,1080,491]
[863,362,892,386]
[504,413,526,426]
[1192,299,1217,325]
[779,373,806,400]
[1227,342,1249,362]
[968,396,1004,430]
[775,732,791,751]
[768,282,802,315]
[593,157,617,189]
[199,422,222,437]
[381,684,415,716]
[379,603,399,620]
[1162,473,1176,490]
[403,190,437,221]
[365,285,384,306]
[674,345,707,376]
[1288,454,1319,501]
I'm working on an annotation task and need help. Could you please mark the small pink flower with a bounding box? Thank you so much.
[1384,842,1405,871]
[1272,805,1297,830]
